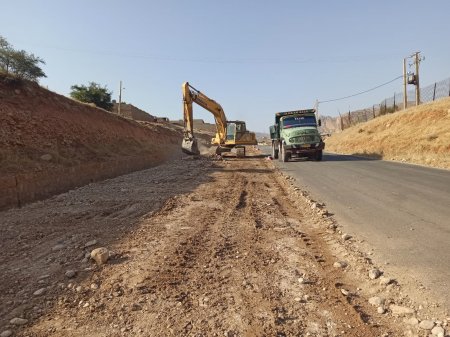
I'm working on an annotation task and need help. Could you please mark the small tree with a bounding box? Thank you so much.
[9,50,46,81]
[0,35,46,81]
[70,82,113,111]
[0,36,14,74]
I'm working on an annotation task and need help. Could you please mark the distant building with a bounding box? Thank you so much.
[156,117,169,122]
[112,102,156,122]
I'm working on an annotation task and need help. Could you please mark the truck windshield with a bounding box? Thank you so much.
[282,116,317,128]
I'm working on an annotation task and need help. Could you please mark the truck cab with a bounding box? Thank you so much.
[270,109,325,162]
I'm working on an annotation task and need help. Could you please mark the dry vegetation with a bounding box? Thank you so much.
[326,97,450,169]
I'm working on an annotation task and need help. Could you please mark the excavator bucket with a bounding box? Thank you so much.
[182,138,200,155]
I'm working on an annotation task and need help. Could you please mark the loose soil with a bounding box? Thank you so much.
[0,149,405,337]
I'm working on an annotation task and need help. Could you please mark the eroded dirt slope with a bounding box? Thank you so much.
[0,76,181,175]
[0,151,406,337]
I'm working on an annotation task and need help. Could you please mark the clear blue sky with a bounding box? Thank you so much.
[3,0,450,132]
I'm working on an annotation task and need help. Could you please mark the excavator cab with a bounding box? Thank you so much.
[226,121,247,142]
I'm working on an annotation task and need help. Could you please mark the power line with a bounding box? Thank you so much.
[319,75,403,103]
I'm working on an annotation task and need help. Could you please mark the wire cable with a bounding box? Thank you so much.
[319,75,403,103]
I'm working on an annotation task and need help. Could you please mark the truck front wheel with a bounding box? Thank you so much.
[281,144,289,162]
[315,150,323,161]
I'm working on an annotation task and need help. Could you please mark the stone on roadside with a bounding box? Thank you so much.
[40,154,52,161]
[389,304,415,316]
[342,233,352,241]
[369,296,384,307]
[377,306,385,314]
[340,288,350,296]
[33,288,46,296]
[10,317,28,325]
[65,270,77,278]
[90,247,109,265]
[368,268,382,280]
[1,330,13,337]
[431,326,445,336]
[404,317,419,326]
[131,303,142,311]
[418,320,435,330]
[333,261,347,268]
[379,276,394,286]
[51,244,65,251]
[84,240,98,248]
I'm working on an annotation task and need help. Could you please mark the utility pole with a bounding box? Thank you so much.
[118,80,123,116]
[314,99,320,122]
[403,58,407,109]
[338,111,343,131]
[414,52,421,106]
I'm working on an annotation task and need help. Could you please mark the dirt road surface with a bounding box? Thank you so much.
[1,151,412,336]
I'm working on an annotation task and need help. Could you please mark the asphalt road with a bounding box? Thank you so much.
[262,147,450,309]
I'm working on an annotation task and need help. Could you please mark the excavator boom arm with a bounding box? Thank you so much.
[183,82,227,142]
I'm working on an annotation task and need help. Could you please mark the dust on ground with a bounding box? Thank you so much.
[1,148,420,337]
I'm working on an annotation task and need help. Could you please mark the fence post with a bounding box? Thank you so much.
[393,93,396,112]
[433,82,437,101]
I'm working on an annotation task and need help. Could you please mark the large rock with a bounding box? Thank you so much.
[1,331,13,337]
[90,247,109,265]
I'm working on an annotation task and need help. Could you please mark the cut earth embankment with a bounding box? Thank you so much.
[0,75,182,210]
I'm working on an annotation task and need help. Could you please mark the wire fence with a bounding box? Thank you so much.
[338,77,450,130]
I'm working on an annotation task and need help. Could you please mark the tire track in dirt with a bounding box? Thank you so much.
[16,153,401,337]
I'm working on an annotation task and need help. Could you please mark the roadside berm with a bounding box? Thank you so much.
[2,148,448,337]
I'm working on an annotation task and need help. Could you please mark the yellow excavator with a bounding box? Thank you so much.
[181,81,257,156]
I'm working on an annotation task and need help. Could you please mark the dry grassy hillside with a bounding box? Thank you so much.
[326,97,450,169]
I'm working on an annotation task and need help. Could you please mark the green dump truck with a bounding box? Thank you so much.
[269,109,325,162]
